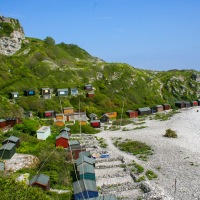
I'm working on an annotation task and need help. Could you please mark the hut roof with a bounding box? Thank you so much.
[57,88,68,91]
[73,179,97,194]
[79,151,91,158]
[5,117,18,121]
[155,105,163,108]
[91,120,100,123]
[29,174,49,186]
[11,92,19,94]
[37,126,50,133]
[60,127,70,132]
[89,113,97,117]
[3,136,19,143]
[0,143,15,150]
[126,110,134,113]
[0,119,6,122]
[76,155,95,166]
[77,163,95,175]
[138,107,151,112]
[56,132,69,140]
[69,140,80,146]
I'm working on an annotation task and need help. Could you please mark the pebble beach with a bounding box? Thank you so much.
[97,107,200,200]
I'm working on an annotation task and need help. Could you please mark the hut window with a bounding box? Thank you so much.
[45,90,48,93]
[60,91,65,94]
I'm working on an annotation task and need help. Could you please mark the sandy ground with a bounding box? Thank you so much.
[97,107,200,200]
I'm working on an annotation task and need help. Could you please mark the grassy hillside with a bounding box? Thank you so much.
[0,36,200,118]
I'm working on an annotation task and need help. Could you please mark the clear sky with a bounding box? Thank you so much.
[0,0,200,71]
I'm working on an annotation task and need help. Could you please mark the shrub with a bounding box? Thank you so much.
[145,170,157,180]
[164,128,177,138]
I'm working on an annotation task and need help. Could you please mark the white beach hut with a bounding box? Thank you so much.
[36,126,51,140]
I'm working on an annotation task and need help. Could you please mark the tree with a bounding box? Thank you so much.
[44,36,55,45]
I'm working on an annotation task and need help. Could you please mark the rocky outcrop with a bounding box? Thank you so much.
[0,16,25,55]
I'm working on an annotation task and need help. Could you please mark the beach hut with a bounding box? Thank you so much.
[68,140,86,160]
[71,88,78,96]
[79,119,87,125]
[84,84,93,90]
[55,114,65,120]
[29,174,50,191]
[86,90,95,98]
[89,113,97,121]
[6,117,20,127]
[2,136,20,148]
[155,105,164,112]
[24,90,35,96]
[77,163,95,180]
[41,88,51,99]
[90,120,101,128]
[184,102,191,108]
[66,114,75,121]
[137,107,151,116]
[10,92,19,99]
[0,119,7,129]
[44,110,55,118]
[105,112,117,119]
[63,107,74,115]
[0,143,16,159]
[55,120,65,127]
[175,101,185,109]
[41,88,51,95]
[163,104,170,110]
[73,111,87,121]
[73,179,98,200]
[100,114,109,123]
[191,101,198,106]
[126,110,138,118]
[55,132,69,148]
[36,126,51,140]
[57,88,68,96]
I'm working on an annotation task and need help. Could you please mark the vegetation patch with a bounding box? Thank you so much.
[96,137,108,148]
[113,139,153,160]
[109,125,120,131]
[145,170,158,180]
[164,128,177,138]
[133,126,147,130]
[112,119,132,126]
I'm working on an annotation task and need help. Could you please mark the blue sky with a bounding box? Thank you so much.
[0,0,200,71]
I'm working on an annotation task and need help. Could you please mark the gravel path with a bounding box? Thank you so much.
[97,107,200,200]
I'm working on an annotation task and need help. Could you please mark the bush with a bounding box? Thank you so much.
[164,129,177,138]
[145,170,157,180]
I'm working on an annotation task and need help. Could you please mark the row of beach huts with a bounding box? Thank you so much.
[10,84,95,99]
[0,127,117,199]
[1,99,200,131]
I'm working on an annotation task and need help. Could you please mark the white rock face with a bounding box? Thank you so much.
[0,16,25,55]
